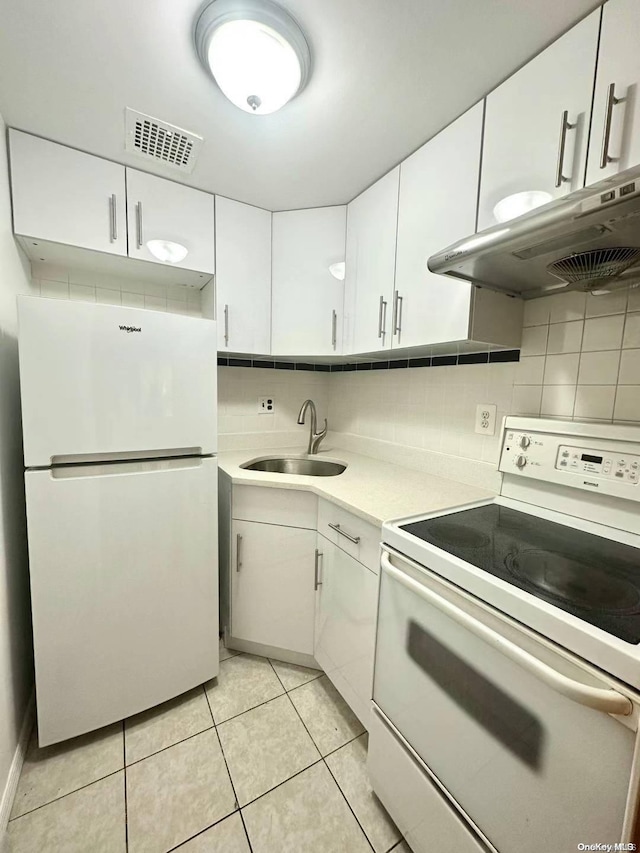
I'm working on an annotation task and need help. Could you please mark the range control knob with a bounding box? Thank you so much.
[515,454,528,469]
[519,435,531,449]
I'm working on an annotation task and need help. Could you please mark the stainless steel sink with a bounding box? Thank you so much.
[240,456,347,477]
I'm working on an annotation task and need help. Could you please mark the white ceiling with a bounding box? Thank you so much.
[0,0,600,211]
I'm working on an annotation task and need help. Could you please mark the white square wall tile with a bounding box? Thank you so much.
[585,291,628,317]
[520,325,548,356]
[618,350,640,385]
[523,298,551,327]
[581,315,625,352]
[510,385,543,416]
[627,289,640,313]
[546,321,583,354]
[96,288,122,305]
[69,284,96,303]
[577,351,620,385]
[543,354,579,385]
[623,314,640,349]
[548,291,586,323]
[541,385,576,417]
[122,292,145,308]
[40,279,69,300]
[514,356,545,385]
[614,387,640,422]
[574,386,616,421]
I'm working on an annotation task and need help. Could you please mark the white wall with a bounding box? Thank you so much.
[0,114,34,812]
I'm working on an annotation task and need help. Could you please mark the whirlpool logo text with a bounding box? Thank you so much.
[119,325,142,333]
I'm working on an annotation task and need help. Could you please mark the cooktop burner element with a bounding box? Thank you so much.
[401,504,640,643]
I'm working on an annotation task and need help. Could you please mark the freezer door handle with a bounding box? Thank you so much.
[381,550,633,717]
[49,455,209,478]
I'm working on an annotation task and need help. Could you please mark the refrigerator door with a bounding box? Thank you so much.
[25,456,218,746]
[18,297,217,467]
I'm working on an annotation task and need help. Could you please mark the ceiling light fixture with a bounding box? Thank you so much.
[194,0,311,115]
[493,191,553,224]
[329,262,345,281]
[146,240,189,264]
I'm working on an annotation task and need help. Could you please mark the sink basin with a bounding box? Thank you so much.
[240,456,347,477]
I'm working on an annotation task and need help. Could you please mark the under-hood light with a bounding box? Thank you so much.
[146,240,189,264]
[493,191,553,224]
[329,262,345,280]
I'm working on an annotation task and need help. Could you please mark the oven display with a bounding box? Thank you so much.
[556,444,639,483]
[581,454,602,464]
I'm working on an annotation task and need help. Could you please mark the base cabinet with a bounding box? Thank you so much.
[314,534,378,727]
[231,519,316,655]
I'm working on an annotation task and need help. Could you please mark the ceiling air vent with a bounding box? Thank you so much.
[125,109,203,174]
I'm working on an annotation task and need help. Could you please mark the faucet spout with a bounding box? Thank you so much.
[297,399,328,455]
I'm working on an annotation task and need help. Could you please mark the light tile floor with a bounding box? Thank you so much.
[6,641,405,853]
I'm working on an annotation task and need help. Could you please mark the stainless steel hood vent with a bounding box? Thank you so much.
[428,166,640,298]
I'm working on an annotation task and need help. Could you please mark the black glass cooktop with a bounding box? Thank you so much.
[400,504,640,644]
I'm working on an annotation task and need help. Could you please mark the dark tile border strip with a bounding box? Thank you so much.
[217,350,520,371]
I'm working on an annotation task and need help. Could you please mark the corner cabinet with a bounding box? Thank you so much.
[271,206,346,357]
[585,0,640,185]
[344,168,400,354]
[215,196,272,354]
[478,11,599,230]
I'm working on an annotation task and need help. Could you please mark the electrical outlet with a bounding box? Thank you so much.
[475,404,497,436]
[258,396,275,414]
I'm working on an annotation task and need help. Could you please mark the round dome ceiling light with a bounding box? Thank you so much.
[195,0,311,115]
[493,190,553,224]
[146,240,189,264]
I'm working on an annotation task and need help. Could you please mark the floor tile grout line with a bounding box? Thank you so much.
[8,767,124,823]
[322,744,379,853]
[125,721,216,768]
[212,721,256,853]
[211,689,287,729]
[122,721,129,853]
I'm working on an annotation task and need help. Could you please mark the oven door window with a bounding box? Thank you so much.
[373,553,636,853]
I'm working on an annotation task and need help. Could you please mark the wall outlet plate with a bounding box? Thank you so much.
[475,404,497,435]
[258,396,275,414]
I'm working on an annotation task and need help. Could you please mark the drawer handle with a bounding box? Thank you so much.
[555,110,575,188]
[381,550,632,717]
[328,522,360,544]
[600,82,623,169]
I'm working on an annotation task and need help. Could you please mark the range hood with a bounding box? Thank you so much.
[428,166,640,299]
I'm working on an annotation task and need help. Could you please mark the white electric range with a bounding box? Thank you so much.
[368,417,640,853]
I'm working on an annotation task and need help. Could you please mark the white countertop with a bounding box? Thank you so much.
[218,444,495,526]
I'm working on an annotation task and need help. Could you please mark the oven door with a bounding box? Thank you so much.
[373,547,640,853]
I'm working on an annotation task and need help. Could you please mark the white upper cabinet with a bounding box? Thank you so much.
[9,130,127,256]
[394,103,483,349]
[478,10,599,231]
[586,0,640,185]
[271,206,346,356]
[126,168,215,274]
[344,168,400,354]
[215,196,271,354]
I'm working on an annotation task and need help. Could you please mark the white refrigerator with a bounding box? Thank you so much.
[18,296,219,746]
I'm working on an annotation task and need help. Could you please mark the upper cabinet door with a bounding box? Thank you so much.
[345,168,400,354]
[215,197,271,355]
[586,0,640,185]
[126,168,215,274]
[9,130,127,256]
[478,11,599,231]
[394,104,483,349]
[271,206,346,357]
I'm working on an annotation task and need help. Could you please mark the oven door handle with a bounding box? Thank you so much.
[381,551,633,717]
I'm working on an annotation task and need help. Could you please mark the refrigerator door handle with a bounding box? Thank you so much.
[49,455,210,479]
[49,448,205,467]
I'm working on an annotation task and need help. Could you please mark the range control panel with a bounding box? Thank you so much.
[556,445,639,483]
[499,420,640,502]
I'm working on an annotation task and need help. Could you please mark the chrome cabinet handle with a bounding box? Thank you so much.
[109,194,118,242]
[331,310,337,350]
[377,295,387,339]
[224,304,229,346]
[328,522,360,544]
[136,201,143,248]
[555,110,575,187]
[600,82,622,169]
[392,291,403,335]
[236,533,242,572]
[381,550,633,717]
[314,549,323,590]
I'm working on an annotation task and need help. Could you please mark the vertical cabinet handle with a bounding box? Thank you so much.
[224,304,229,346]
[600,83,622,169]
[378,295,387,339]
[314,549,323,590]
[331,310,337,350]
[109,194,118,242]
[555,110,575,187]
[392,291,403,336]
[135,202,144,249]
[236,533,242,572]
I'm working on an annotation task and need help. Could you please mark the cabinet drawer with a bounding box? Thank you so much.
[367,708,488,853]
[317,499,381,571]
[233,485,317,529]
